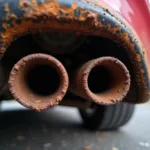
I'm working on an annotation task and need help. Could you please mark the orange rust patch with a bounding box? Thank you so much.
[107,24,121,34]
[136,54,142,62]
[72,3,78,9]
[0,1,134,54]
[0,1,97,51]
[20,0,31,7]
[8,53,69,111]
[4,3,9,12]
[4,3,18,20]
[140,69,145,74]
[4,3,10,20]
[70,57,131,105]
[32,0,38,6]
[122,32,131,44]
[36,100,41,103]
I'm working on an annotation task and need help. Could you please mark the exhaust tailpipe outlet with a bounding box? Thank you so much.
[70,57,130,105]
[8,53,69,111]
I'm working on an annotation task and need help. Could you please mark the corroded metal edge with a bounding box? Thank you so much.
[0,0,149,103]
[70,57,131,105]
[8,53,69,111]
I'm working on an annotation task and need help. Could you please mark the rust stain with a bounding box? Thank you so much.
[36,100,41,103]
[140,69,145,74]
[20,0,31,8]
[0,1,134,55]
[32,0,38,6]
[121,32,131,45]
[136,54,141,62]
[0,1,98,55]
[107,24,122,34]
[8,53,69,111]
[72,3,78,9]
[4,3,11,20]
[4,3,17,20]
[70,57,131,105]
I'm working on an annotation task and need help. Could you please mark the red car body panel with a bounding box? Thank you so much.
[103,0,150,62]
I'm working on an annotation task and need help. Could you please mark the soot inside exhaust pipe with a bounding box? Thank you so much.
[88,66,111,93]
[26,65,60,96]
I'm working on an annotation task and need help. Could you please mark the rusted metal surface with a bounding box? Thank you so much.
[70,57,130,105]
[0,0,149,103]
[8,53,69,111]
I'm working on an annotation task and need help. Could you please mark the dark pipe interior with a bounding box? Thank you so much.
[88,66,111,93]
[26,65,60,96]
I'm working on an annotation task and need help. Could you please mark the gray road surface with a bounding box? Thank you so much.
[0,101,150,150]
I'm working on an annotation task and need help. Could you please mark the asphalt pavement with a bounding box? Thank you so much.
[0,101,150,150]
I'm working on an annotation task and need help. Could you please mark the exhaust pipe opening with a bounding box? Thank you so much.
[9,54,69,111]
[26,65,60,96]
[70,57,130,105]
[88,66,111,93]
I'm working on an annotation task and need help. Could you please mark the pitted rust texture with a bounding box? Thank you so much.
[8,53,69,111]
[0,0,149,102]
[69,57,131,105]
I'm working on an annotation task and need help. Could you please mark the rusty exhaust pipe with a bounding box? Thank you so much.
[8,53,69,111]
[70,57,130,105]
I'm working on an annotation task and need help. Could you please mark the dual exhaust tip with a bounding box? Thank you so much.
[8,53,130,111]
[9,54,68,111]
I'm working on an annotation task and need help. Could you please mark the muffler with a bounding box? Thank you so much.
[8,53,69,111]
[70,57,130,105]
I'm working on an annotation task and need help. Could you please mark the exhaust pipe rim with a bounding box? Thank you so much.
[9,53,69,111]
[70,57,130,105]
